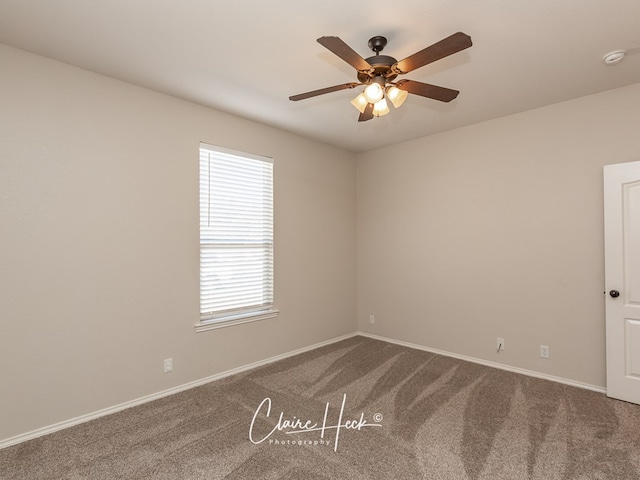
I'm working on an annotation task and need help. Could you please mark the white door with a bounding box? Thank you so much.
[604,160,640,404]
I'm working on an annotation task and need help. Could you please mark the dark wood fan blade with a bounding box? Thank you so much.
[393,32,472,74]
[289,82,361,101]
[396,79,459,102]
[358,102,374,122]
[317,36,373,72]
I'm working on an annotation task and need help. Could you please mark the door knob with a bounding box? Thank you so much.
[609,290,620,298]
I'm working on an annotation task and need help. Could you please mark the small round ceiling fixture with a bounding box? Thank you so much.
[603,50,626,65]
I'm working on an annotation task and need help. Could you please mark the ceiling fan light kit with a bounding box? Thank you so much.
[350,93,369,113]
[372,97,390,117]
[386,85,408,108]
[364,76,385,103]
[289,32,472,122]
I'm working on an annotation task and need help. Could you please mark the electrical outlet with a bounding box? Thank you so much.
[540,345,550,359]
[497,337,505,351]
[163,358,173,373]
[369,315,375,325]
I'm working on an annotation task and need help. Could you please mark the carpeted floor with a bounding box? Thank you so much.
[2,336,640,479]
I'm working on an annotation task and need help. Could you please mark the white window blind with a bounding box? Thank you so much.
[199,143,275,326]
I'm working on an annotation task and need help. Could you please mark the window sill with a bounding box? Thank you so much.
[195,309,279,333]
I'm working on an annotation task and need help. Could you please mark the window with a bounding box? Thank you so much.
[197,143,277,331]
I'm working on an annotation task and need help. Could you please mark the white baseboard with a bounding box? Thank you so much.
[357,331,607,393]
[1,330,606,450]
[0,331,359,450]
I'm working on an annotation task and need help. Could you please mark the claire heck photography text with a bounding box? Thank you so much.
[249,393,383,452]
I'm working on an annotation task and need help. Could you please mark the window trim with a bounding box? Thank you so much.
[195,142,278,332]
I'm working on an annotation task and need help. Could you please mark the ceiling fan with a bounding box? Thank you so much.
[289,32,472,122]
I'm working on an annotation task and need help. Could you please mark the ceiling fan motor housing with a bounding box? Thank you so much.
[357,36,398,83]
[358,54,398,83]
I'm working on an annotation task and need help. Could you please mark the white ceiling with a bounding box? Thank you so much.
[1,0,640,152]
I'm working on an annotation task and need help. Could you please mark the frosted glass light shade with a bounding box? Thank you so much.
[350,93,369,113]
[372,98,390,117]
[386,86,408,108]
[364,82,384,103]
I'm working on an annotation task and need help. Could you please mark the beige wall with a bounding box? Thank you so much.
[0,44,357,442]
[4,38,640,444]
[357,82,640,388]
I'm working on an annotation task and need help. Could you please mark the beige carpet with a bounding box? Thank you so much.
[2,336,640,479]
